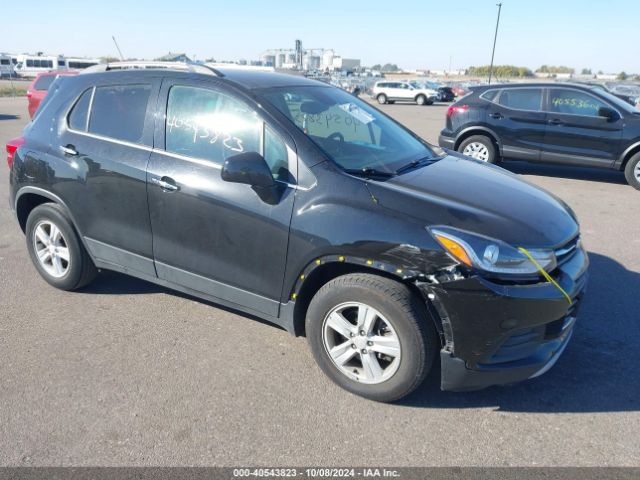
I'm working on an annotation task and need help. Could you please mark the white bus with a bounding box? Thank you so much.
[60,57,100,71]
[13,54,64,78]
[0,53,15,77]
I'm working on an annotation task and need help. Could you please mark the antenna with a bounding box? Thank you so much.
[112,36,125,61]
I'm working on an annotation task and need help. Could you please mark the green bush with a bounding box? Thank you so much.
[0,87,27,97]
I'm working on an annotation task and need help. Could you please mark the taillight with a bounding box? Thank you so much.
[6,136,25,169]
[446,105,469,118]
[26,91,33,98]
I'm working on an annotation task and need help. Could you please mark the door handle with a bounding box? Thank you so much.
[548,118,564,126]
[489,112,503,119]
[59,144,78,156]
[151,176,179,192]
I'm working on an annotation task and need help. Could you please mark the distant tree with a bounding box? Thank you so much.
[371,64,382,71]
[597,70,604,75]
[467,65,533,78]
[205,57,216,62]
[617,71,628,80]
[536,65,574,74]
[581,68,592,75]
[381,63,400,72]
[99,56,119,63]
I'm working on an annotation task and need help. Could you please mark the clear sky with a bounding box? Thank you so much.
[2,0,638,73]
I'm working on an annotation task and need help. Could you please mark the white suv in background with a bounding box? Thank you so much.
[371,81,438,105]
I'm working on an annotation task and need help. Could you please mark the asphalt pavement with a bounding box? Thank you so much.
[1,95,639,466]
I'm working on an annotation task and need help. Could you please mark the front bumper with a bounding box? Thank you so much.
[421,243,588,391]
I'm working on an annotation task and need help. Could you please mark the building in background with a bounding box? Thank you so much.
[261,40,360,72]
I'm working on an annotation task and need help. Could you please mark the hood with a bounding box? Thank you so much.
[366,154,578,248]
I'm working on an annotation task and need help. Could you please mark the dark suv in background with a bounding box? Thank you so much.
[438,83,640,189]
[8,64,588,402]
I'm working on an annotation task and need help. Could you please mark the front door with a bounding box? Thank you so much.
[541,87,623,167]
[146,80,297,318]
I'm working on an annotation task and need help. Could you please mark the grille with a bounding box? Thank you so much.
[555,235,580,266]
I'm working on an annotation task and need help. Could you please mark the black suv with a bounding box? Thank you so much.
[8,64,588,402]
[438,83,640,189]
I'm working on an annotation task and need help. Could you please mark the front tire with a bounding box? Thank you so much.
[306,273,438,402]
[457,135,498,164]
[624,152,640,190]
[25,203,97,291]
[416,95,426,106]
[377,94,387,105]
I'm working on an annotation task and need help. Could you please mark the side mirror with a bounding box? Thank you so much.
[221,151,274,188]
[598,106,617,121]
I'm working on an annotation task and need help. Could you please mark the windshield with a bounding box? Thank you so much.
[593,88,639,113]
[258,85,435,173]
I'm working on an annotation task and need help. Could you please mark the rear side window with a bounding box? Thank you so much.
[480,89,499,102]
[548,88,608,117]
[88,84,151,143]
[68,88,93,131]
[498,88,542,111]
[34,75,56,91]
[165,85,261,164]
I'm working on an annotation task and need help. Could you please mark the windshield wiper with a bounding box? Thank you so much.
[394,157,438,175]
[345,167,396,178]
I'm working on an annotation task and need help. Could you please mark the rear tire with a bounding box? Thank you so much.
[377,94,387,105]
[457,135,498,164]
[416,95,426,106]
[25,203,97,291]
[624,152,640,190]
[305,273,438,402]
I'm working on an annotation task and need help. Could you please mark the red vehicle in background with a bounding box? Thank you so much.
[27,71,78,118]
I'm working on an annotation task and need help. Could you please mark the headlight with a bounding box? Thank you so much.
[428,226,556,276]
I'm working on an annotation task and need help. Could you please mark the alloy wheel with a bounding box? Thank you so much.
[322,302,401,384]
[33,220,70,278]
[462,142,490,162]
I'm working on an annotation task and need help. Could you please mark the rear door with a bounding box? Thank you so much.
[396,83,413,101]
[53,78,160,276]
[541,87,623,167]
[146,79,297,318]
[488,87,547,161]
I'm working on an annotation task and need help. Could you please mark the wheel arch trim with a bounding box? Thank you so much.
[454,126,502,152]
[617,140,640,170]
[286,254,430,337]
[14,186,95,261]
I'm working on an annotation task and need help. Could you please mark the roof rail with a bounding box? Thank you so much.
[81,61,224,77]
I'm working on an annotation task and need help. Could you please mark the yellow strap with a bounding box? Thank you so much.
[518,247,572,305]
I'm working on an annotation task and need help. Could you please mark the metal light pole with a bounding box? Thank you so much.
[488,3,502,84]
[112,36,125,61]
